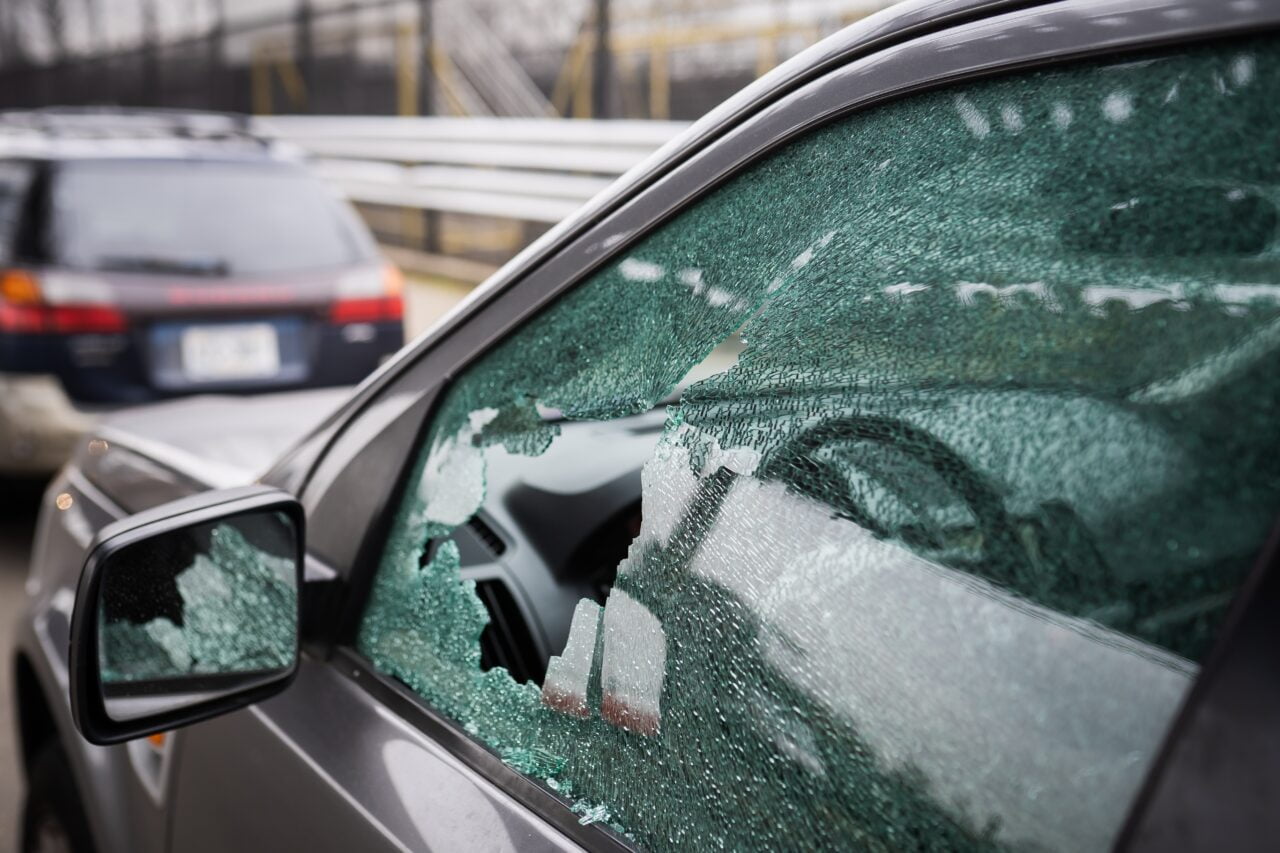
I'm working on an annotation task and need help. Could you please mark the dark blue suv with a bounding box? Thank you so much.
[0,109,403,475]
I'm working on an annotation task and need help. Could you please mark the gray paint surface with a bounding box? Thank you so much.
[100,387,349,480]
[0,486,38,853]
[170,660,585,853]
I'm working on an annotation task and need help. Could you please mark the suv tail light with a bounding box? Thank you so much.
[328,263,404,325]
[0,270,127,334]
[327,296,403,324]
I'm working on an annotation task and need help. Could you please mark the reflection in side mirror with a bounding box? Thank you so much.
[70,486,303,745]
[98,514,298,721]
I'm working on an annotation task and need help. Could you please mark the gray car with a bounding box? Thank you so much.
[11,0,1280,851]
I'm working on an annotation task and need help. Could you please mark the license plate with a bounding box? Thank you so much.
[180,323,280,381]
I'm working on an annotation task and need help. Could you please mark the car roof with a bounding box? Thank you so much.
[0,107,298,163]
[0,142,298,163]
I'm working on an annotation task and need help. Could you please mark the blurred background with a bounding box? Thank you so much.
[0,2,897,847]
[0,0,893,299]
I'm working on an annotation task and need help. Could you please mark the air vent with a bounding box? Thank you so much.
[476,579,544,685]
[467,515,507,557]
[421,514,507,569]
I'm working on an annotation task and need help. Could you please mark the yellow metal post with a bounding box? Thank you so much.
[615,45,642,118]
[396,20,418,116]
[431,47,469,116]
[573,34,594,119]
[550,32,581,116]
[649,31,668,119]
[250,43,272,114]
[275,54,308,108]
[756,26,777,79]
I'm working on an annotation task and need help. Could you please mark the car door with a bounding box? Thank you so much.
[167,3,1280,851]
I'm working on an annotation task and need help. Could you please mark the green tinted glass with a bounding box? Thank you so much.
[360,37,1280,851]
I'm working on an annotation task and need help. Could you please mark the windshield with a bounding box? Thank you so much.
[48,159,376,276]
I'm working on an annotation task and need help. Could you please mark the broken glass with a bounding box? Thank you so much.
[100,520,297,683]
[359,37,1280,851]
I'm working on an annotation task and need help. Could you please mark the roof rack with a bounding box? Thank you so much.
[0,107,264,145]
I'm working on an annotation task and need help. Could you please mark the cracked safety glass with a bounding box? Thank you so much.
[99,513,299,721]
[359,37,1280,851]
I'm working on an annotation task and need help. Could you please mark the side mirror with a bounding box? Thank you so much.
[69,485,303,745]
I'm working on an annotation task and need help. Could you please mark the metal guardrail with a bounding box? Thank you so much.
[252,115,690,224]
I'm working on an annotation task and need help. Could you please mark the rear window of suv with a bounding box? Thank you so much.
[47,158,376,276]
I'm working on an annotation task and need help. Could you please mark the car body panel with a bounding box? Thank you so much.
[169,659,584,853]
[91,389,349,488]
[17,470,169,853]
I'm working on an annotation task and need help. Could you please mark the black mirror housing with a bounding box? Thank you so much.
[69,485,304,745]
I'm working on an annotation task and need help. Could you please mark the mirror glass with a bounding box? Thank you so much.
[96,510,299,722]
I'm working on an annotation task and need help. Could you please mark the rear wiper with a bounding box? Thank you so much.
[96,254,229,276]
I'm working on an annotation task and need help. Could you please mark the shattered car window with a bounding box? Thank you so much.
[359,38,1280,851]
[100,519,298,682]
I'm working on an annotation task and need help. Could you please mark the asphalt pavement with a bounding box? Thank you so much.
[0,479,45,853]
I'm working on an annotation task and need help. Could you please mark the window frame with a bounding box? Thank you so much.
[287,1,1280,848]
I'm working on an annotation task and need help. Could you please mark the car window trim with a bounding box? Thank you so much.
[316,1,1280,847]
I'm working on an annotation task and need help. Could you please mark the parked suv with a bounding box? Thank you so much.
[0,109,403,474]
